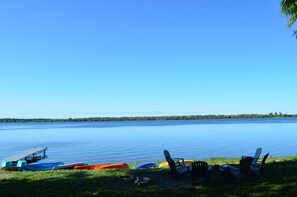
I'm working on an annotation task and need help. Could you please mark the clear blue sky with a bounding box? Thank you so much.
[0,0,296,118]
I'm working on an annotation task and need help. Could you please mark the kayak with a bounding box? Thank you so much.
[21,162,64,171]
[94,163,129,170]
[74,163,129,170]
[134,162,158,169]
[159,160,194,168]
[74,164,106,170]
[53,162,86,170]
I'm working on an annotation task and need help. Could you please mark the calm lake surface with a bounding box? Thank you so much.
[1,118,297,164]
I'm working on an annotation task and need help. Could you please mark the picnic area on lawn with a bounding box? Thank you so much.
[1,156,297,196]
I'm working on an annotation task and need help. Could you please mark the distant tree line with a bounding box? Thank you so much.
[0,112,297,123]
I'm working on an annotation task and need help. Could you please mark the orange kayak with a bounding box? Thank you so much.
[74,163,129,170]
[74,164,108,170]
[94,163,129,170]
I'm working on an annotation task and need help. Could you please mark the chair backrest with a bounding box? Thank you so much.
[165,157,177,173]
[252,147,262,164]
[240,156,253,174]
[164,150,177,173]
[191,161,208,177]
[163,150,171,159]
[259,153,269,173]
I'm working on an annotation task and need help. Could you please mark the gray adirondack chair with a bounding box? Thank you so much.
[250,153,269,177]
[163,150,188,175]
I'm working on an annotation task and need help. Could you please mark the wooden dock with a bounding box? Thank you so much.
[3,147,48,164]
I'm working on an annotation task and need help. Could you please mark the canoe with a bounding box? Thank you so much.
[53,162,86,170]
[134,162,158,169]
[94,163,129,170]
[159,160,194,168]
[21,162,64,171]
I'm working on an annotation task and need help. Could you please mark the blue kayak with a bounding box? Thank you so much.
[21,162,64,171]
[134,162,158,169]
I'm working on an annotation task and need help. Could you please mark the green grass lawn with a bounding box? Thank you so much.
[1,156,297,197]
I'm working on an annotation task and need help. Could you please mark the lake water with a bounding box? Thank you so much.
[1,118,297,164]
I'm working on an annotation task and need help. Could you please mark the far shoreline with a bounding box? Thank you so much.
[1,113,297,123]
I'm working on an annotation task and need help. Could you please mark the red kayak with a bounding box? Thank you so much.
[54,162,86,170]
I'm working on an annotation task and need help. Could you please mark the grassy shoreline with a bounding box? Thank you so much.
[1,156,297,196]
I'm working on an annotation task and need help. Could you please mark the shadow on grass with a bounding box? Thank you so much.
[1,158,297,196]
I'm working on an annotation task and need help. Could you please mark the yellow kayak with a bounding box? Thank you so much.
[159,160,194,168]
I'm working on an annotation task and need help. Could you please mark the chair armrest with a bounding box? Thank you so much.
[172,158,185,167]
[172,158,184,162]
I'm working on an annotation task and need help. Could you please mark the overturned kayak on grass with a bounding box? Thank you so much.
[134,162,158,169]
[94,163,129,170]
[53,162,86,170]
[20,162,64,171]
[159,160,194,168]
[74,163,129,170]
[74,164,107,170]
